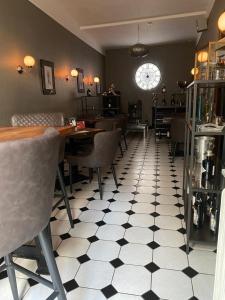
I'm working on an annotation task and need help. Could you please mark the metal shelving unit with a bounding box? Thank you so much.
[183,80,225,253]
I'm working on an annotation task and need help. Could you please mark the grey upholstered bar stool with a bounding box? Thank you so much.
[67,130,120,199]
[170,117,185,162]
[11,113,74,228]
[0,129,66,300]
[95,119,124,156]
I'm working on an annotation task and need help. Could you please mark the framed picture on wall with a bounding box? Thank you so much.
[77,68,85,93]
[40,59,56,95]
[96,82,101,95]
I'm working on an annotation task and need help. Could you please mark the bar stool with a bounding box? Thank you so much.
[11,113,74,228]
[67,130,120,199]
[0,129,66,300]
[95,119,123,156]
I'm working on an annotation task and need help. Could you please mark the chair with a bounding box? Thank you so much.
[11,113,74,228]
[67,130,120,199]
[170,117,185,162]
[95,119,124,156]
[0,129,66,300]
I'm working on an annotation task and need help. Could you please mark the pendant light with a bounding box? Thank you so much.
[129,24,149,58]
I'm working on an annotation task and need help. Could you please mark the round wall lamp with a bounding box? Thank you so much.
[94,76,100,83]
[197,51,208,63]
[71,69,78,77]
[24,55,35,68]
[17,55,35,74]
[218,11,225,33]
[191,67,199,76]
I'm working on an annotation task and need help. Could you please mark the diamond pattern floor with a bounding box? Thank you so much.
[0,132,216,299]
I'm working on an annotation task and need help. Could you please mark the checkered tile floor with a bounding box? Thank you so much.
[0,132,216,299]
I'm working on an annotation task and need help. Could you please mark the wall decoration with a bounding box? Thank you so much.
[77,68,85,93]
[40,59,56,95]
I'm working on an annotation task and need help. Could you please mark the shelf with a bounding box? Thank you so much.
[186,122,225,136]
[190,219,217,244]
[103,108,120,110]
[188,80,225,88]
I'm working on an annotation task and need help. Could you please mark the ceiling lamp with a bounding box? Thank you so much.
[197,51,208,63]
[218,11,225,33]
[129,24,149,58]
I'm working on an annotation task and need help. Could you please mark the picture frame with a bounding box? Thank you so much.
[40,59,56,95]
[96,82,101,95]
[76,68,85,93]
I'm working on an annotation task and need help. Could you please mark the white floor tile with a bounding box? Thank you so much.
[134,194,156,203]
[96,224,125,241]
[50,220,71,235]
[132,203,155,214]
[192,274,214,300]
[57,237,90,257]
[112,265,151,295]
[114,193,134,202]
[103,212,129,225]
[153,247,188,270]
[67,287,106,300]
[87,200,110,210]
[188,250,216,274]
[154,229,185,247]
[156,205,180,216]
[76,260,114,289]
[109,201,132,212]
[119,243,152,265]
[79,210,104,223]
[129,214,154,227]
[152,269,193,300]
[125,227,153,244]
[87,240,120,261]
[69,222,98,238]
[155,216,182,230]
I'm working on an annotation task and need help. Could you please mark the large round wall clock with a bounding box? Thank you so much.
[135,63,161,90]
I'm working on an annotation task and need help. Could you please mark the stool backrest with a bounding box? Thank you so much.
[11,113,65,162]
[170,118,185,143]
[11,113,64,127]
[95,120,114,131]
[0,129,60,257]
[92,130,120,167]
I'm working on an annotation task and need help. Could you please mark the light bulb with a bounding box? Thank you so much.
[24,55,35,68]
[218,11,225,33]
[71,69,78,77]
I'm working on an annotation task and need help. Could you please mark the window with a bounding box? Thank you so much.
[135,63,161,90]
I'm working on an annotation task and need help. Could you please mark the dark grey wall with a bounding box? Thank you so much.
[198,0,225,49]
[0,0,105,125]
[105,42,194,123]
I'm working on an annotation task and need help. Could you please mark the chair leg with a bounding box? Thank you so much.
[89,168,93,183]
[57,167,74,228]
[172,142,177,162]
[4,255,19,300]
[123,134,128,150]
[38,227,66,300]
[97,167,103,200]
[111,164,118,188]
[119,142,123,157]
[69,163,73,194]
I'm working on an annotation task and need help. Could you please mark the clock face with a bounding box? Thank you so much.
[135,63,161,90]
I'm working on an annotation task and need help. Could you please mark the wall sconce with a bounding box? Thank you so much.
[197,51,208,63]
[191,67,199,76]
[218,11,225,34]
[65,75,69,81]
[71,69,78,77]
[94,76,100,83]
[17,55,35,74]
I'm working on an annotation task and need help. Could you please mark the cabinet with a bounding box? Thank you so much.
[183,80,225,253]
[80,96,102,116]
[102,95,121,117]
[152,105,186,137]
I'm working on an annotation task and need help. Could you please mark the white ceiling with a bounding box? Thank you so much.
[29,0,214,54]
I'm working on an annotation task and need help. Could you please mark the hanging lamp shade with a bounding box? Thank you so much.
[129,43,149,58]
[129,24,149,58]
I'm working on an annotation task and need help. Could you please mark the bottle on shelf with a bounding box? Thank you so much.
[192,192,204,228]
[210,194,218,234]
[202,150,215,183]
[171,95,175,106]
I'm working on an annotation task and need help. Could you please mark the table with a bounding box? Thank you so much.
[0,126,75,141]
